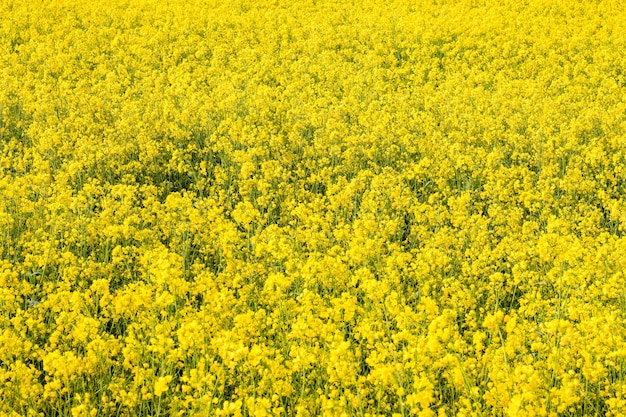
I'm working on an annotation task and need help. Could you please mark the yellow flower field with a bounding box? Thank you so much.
[1,0,626,415]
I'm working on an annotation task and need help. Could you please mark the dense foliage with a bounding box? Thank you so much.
[2,0,626,416]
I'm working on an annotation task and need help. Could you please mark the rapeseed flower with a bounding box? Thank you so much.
[2,0,626,415]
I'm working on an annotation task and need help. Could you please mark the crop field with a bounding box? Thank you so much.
[2,0,626,416]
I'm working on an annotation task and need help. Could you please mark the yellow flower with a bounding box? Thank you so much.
[154,375,173,397]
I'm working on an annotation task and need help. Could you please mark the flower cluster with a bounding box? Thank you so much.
[2,0,626,416]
